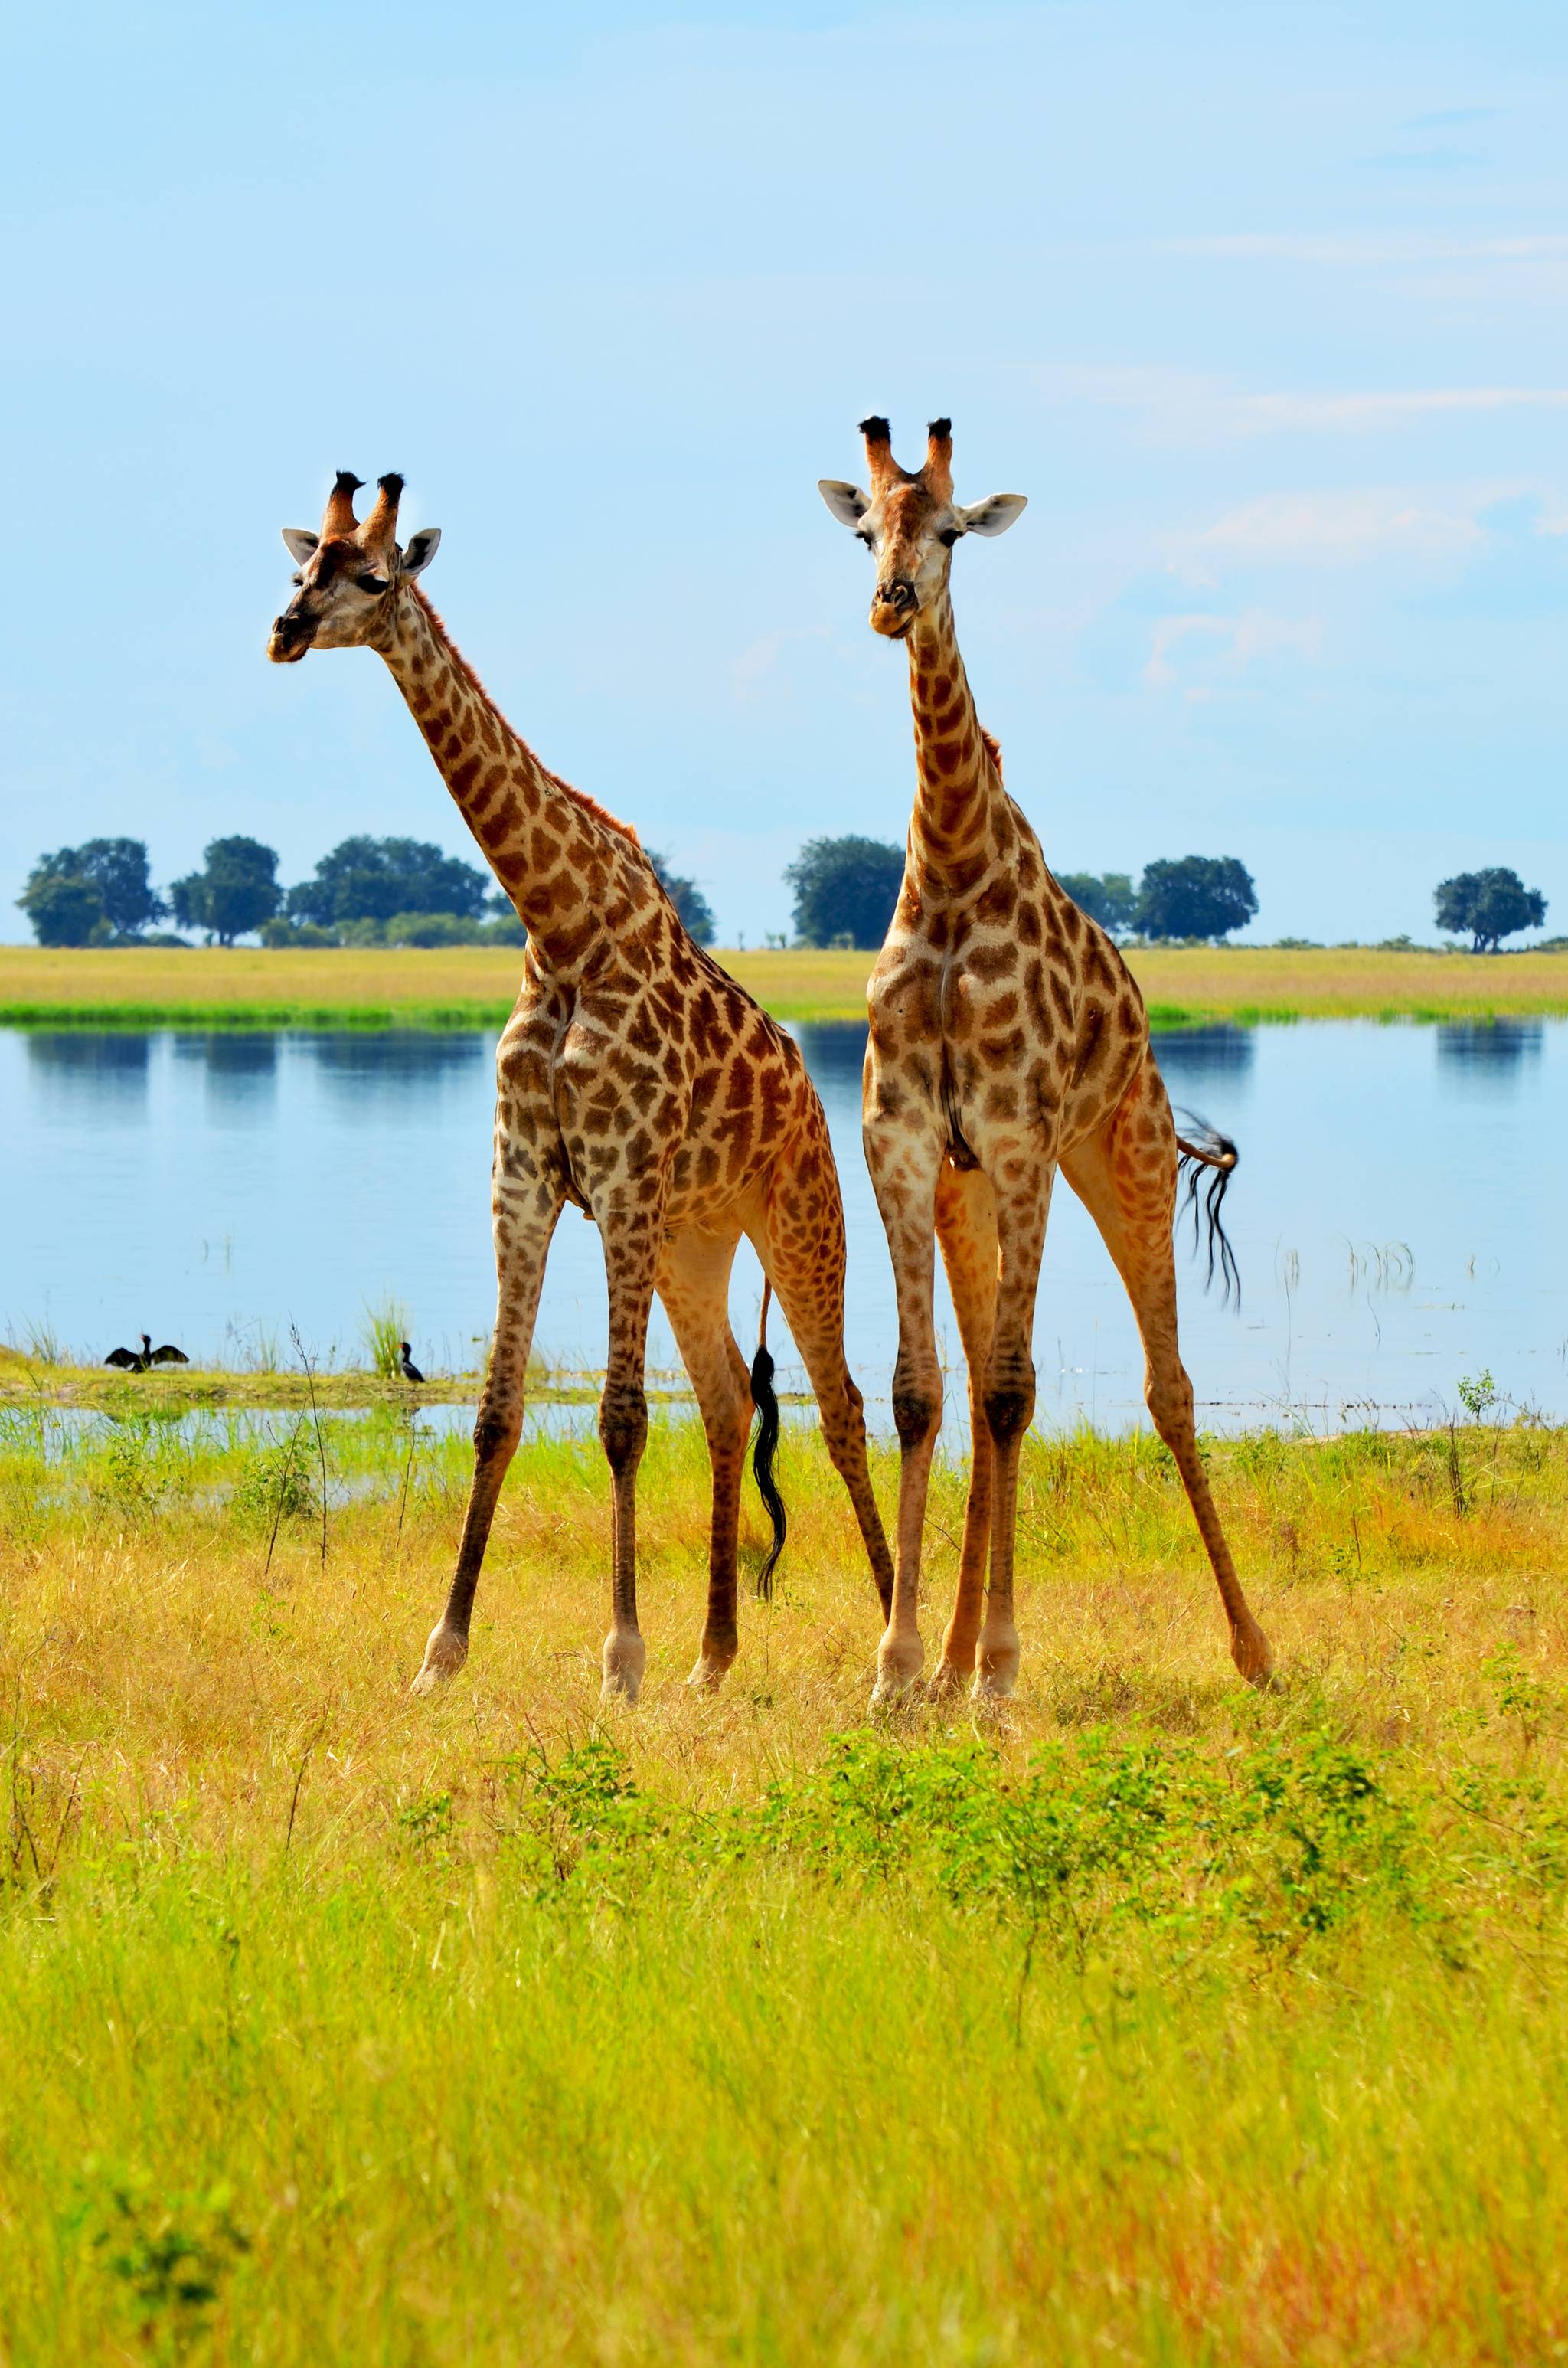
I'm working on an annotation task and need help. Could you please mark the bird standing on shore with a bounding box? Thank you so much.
[104,1333,189,1372]
[397,1341,425,1385]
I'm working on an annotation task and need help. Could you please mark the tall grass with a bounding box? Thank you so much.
[2,1411,1566,2361]
[5,943,1568,1029]
[361,1297,413,1381]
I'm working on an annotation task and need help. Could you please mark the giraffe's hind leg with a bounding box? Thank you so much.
[929,1160,998,1696]
[749,1127,894,1625]
[596,1196,665,1704]
[656,1225,752,1688]
[1061,1061,1273,1687]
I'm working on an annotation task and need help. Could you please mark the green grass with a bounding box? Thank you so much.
[3,1406,1568,2360]
[7,944,1568,1031]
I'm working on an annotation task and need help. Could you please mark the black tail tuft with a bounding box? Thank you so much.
[749,1333,788,1600]
[1174,1111,1242,1310]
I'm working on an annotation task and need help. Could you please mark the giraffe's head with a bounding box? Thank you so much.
[267,472,442,663]
[818,418,1026,639]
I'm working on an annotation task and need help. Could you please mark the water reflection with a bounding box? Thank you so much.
[1152,1027,1256,1084]
[303,1030,489,1098]
[26,1032,150,1106]
[174,1032,278,1119]
[1436,1020,1544,1078]
[792,1022,866,1106]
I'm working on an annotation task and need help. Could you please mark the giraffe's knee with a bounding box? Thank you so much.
[893,1372,941,1452]
[472,1406,521,1469]
[599,1383,648,1475]
[983,1360,1036,1447]
[1144,1360,1194,1441]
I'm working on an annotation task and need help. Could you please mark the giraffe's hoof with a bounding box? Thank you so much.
[410,1624,467,1696]
[926,1657,971,1702]
[972,1634,1020,1702]
[601,1630,646,1705]
[1232,1624,1276,1691]
[686,1644,737,1692]
[870,1634,923,1711]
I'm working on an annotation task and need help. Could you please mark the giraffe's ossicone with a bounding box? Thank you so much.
[820,418,1272,1706]
[270,471,892,1701]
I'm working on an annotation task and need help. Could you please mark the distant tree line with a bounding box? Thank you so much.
[783,843,1262,947]
[15,834,1551,957]
[16,836,716,949]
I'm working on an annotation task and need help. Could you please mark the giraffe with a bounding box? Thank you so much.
[818,418,1272,1705]
[268,470,893,1701]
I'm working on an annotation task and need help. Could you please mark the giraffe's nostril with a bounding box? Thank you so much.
[878,578,916,611]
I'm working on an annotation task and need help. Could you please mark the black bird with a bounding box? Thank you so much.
[104,1331,189,1372]
[397,1341,425,1385]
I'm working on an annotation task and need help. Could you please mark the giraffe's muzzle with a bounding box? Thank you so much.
[870,576,919,639]
[267,609,315,663]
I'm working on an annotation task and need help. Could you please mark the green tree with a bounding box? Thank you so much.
[18,872,106,946]
[785,836,905,949]
[1058,870,1138,937]
[648,851,716,946]
[170,837,282,945]
[18,839,165,944]
[1135,855,1258,943]
[1433,868,1547,953]
[286,836,490,927]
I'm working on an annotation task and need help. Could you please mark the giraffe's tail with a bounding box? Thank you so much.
[1174,1113,1242,1309]
[749,1279,788,1599]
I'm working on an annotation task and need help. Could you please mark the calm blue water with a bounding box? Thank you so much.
[5,1020,1564,1436]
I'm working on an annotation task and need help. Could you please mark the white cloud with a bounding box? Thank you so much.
[1161,231,1568,268]
[1145,610,1322,692]
[730,623,830,701]
[1031,363,1568,445]
[1227,388,1568,433]
[1194,490,1485,564]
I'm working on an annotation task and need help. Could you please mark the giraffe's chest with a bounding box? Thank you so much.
[867,917,1145,1158]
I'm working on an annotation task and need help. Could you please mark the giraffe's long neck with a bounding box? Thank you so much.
[377,585,649,980]
[903,587,1014,893]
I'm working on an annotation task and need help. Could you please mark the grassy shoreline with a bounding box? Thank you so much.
[4,942,1568,1029]
[2,1409,1566,2360]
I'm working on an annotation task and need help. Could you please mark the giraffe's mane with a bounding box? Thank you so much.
[979,727,1004,781]
[412,587,643,852]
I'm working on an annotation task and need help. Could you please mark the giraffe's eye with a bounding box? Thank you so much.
[290,572,303,587]
[357,573,390,595]
[856,529,874,549]
[938,528,960,548]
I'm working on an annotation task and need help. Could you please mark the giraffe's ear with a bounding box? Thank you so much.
[282,528,319,564]
[818,479,871,530]
[956,494,1027,538]
[400,528,442,578]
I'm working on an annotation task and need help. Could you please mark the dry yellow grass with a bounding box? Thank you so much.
[3,1411,1568,2360]
[3,940,1568,1028]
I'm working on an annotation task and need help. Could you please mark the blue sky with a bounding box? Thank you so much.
[5,0,1568,946]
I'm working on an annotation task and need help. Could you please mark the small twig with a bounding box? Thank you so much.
[262,1416,307,1581]
[395,1416,416,1551]
[282,1722,324,1864]
[290,1322,330,1569]
[45,1746,89,1882]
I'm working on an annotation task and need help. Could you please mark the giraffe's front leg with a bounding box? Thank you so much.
[863,1114,947,1707]
[930,1161,998,1695]
[972,1169,1054,1703]
[413,1145,563,1696]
